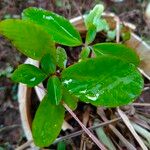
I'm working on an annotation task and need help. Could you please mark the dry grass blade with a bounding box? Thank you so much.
[80,106,91,150]
[137,111,150,119]
[131,122,150,144]
[131,116,150,130]
[137,114,150,125]
[63,103,107,150]
[16,140,33,150]
[142,139,150,149]
[94,119,116,150]
[53,117,121,144]
[117,108,148,150]
[138,68,150,81]
[132,103,150,107]
[109,124,136,150]
[97,107,136,150]
[111,137,123,150]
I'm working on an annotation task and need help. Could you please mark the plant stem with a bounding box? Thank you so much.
[63,103,107,150]
[132,103,150,107]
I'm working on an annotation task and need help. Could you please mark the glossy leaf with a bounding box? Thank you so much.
[11,64,47,87]
[22,7,82,46]
[84,4,104,30]
[32,95,65,147]
[85,25,97,45]
[41,53,56,75]
[47,76,62,105]
[62,87,78,110]
[56,47,67,69]
[0,19,55,60]
[93,43,140,66]
[79,47,91,60]
[61,56,143,107]
[57,141,66,150]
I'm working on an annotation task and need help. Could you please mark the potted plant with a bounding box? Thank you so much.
[0,4,149,149]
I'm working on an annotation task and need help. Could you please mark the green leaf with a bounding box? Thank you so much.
[121,31,131,41]
[94,19,109,32]
[47,76,62,105]
[61,56,143,107]
[56,47,67,69]
[84,4,104,30]
[93,43,140,66]
[41,53,56,75]
[22,7,82,46]
[0,19,55,60]
[85,25,97,45]
[57,141,66,150]
[11,64,47,87]
[62,87,78,110]
[107,30,116,41]
[32,95,65,147]
[79,47,91,60]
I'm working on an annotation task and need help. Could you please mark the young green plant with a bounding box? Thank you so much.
[0,4,143,148]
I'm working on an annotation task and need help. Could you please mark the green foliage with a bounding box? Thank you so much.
[61,56,143,107]
[56,47,67,69]
[93,43,140,66]
[107,30,116,41]
[95,19,109,32]
[85,25,97,45]
[121,31,131,41]
[0,19,55,60]
[32,95,65,147]
[0,4,145,148]
[11,64,47,87]
[22,7,82,46]
[41,53,56,75]
[62,87,78,110]
[57,141,66,150]
[47,76,62,105]
[84,4,104,30]
[79,47,91,60]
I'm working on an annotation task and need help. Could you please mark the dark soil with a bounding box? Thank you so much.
[0,0,150,149]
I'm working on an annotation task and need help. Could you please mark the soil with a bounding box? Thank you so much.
[0,0,150,150]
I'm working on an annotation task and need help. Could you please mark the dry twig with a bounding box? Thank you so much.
[117,107,148,150]
[63,103,107,150]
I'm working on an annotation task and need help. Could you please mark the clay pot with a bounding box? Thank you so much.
[18,14,150,145]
